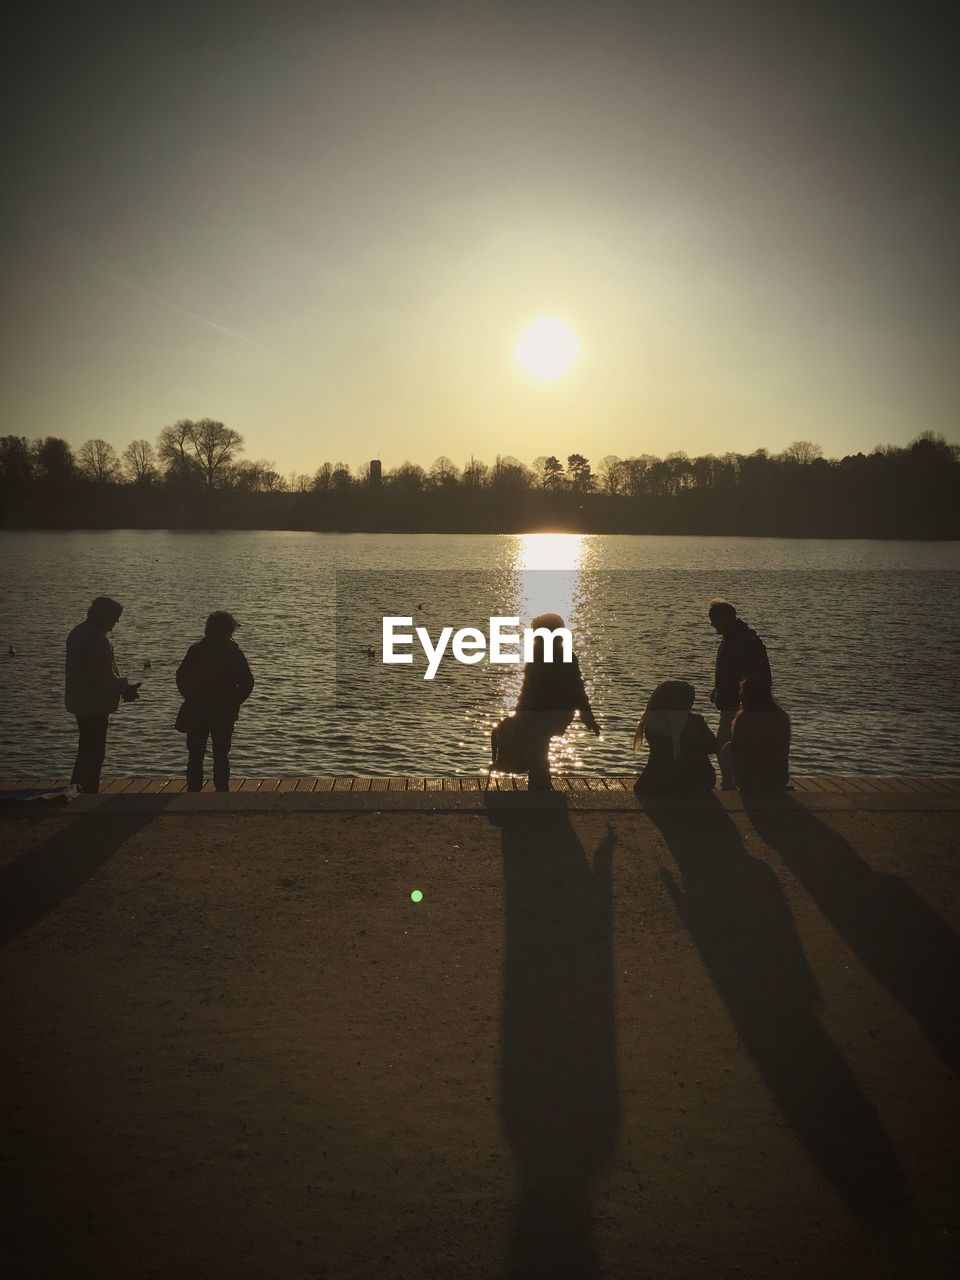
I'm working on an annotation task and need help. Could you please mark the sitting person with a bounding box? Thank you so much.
[492,612,600,791]
[721,676,790,793]
[175,611,255,792]
[634,680,717,796]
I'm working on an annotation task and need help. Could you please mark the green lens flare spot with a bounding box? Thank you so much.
[410,889,423,903]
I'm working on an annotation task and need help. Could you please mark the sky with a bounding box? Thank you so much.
[3,0,958,477]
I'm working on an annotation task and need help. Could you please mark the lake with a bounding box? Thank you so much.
[1,531,958,778]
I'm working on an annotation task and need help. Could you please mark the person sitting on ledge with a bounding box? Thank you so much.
[175,611,255,793]
[496,612,601,792]
[720,676,791,794]
[634,680,717,797]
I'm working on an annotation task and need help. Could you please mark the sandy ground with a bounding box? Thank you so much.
[1,802,958,1280]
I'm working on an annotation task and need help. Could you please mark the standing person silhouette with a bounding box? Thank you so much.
[708,598,772,788]
[175,612,254,792]
[65,596,141,793]
[508,613,601,792]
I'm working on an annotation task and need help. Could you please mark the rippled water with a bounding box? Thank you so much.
[1,531,958,777]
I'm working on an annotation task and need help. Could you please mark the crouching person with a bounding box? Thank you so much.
[513,613,601,791]
[491,613,601,791]
[176,612,254,792]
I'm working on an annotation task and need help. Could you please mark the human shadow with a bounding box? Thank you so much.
[645,795,903,1224]
[745,795,960,1074]
[0,799,167,947]
[485,795,619,1279]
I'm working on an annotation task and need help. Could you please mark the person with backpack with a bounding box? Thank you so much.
[490,613,600,791]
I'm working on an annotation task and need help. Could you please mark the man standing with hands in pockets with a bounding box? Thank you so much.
[65,596,141,793]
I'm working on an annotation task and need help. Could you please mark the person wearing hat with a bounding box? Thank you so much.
[175,612,255,792]
[65,596,142,793]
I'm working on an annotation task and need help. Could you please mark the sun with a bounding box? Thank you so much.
[515,316,581,380]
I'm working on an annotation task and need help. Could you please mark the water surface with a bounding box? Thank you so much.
[1,531,957,777]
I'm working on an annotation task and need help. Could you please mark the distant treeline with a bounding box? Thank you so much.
[1,420,958,538]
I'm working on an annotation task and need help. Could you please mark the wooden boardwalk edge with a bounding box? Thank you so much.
[2,775,959,813]
[2,774,958,797]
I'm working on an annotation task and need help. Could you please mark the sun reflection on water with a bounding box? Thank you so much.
[517,532,587,571]
[516,532,585,623]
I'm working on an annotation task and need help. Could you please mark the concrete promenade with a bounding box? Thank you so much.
[2,777,958,1279]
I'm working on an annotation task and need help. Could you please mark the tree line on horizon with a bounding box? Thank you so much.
[1,418,958,538]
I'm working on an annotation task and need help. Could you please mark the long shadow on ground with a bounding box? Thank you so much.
[745,796,960,1073]
[0,800,168,947]
[486,796,619,1280]
[644,795,903,1226]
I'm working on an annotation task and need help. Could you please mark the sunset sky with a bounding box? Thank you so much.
[3,0,958,476]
